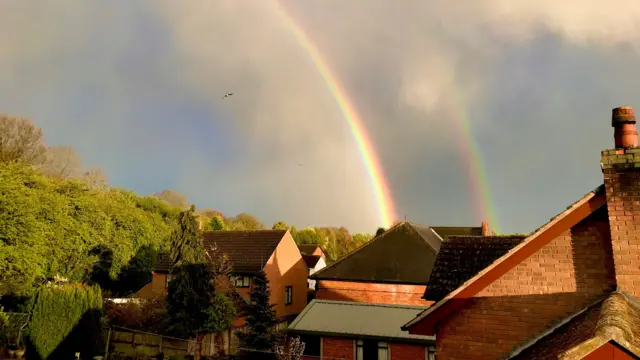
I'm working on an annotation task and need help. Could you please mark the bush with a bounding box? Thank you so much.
[26,283,103,359]
[103,297,167,334]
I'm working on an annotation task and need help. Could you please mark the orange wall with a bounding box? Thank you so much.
[315,280,430,306]
[136,272,168,298]
[263,231,309,318]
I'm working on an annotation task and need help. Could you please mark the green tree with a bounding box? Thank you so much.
[292,228,321,245]
[169,205,204,266]
[209,215,226,231]
[237,269,278,356]
[226,213,265,230]
[272,221,289,230]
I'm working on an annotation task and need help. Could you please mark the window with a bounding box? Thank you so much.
[356,340,388,360]
[426,345,436,360]
[299,334,321,357]
[234,275,251,288]
[165,274,173,288]
[285,286,293,305]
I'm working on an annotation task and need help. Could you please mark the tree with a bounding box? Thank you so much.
[226,213,265,230]
[154,189,190,209]
[272,221,289,230]
[209,215,226,231]
[237,269,278,356]
[39,146,83,179]
[169,205,204,266]
[0,114,46,164]
[81,167,108,190]
[275,336,305,360]
[292,228,321,245]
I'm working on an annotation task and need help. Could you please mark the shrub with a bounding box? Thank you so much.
[103,297,167,334]
[26,283,103,359]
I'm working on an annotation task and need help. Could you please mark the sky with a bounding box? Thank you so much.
[2,1,640,234]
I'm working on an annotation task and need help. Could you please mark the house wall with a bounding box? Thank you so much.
[434,208,616,360]
[389,342,427,360]
[311,247,327,262]
[263,231,309,319]
[307,337,428,360]
[315,280,430,306]
[135,272,168,298]
[321,337,354,360]
[307,257,327,290]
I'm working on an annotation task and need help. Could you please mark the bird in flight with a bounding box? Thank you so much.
[223,92,233,99]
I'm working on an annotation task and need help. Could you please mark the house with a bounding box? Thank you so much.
[402,106,640,359]
[288,220,491,359]
[298,243,328,263]
[137,230,309,352]
[301,254,326,290]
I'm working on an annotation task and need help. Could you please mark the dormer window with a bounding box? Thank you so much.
[234,275,251,288]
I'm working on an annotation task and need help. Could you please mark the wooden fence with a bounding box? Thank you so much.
[105,326,196,359]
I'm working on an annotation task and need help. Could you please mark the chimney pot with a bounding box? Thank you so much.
[481,221,490,236]
[612,106,638,149]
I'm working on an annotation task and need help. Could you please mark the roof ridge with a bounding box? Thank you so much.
[313,299,430,310]
[310,222,408,279]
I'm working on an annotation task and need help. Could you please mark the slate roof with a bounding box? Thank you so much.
[310,221,442,284]
[511,291,640,359]
[288,299,434,342]
[431,226,483,238]
[297,244,323,256]
[203,230,286,273]
[154,230,287,274]
[302,254,321,269]
[423,235,527,302]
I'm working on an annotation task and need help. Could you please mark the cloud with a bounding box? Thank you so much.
[2,1,640,233]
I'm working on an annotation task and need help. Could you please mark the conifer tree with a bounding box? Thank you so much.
[169,205,204,265]
[237,269,278,356]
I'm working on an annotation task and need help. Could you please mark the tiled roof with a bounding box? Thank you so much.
[154,230,286,273]
[203,230,286,273]
[512,291,640,359]
[423,235,526,302]
[302,254,321,269]
[288,299,434,342]
[310,221,441,284]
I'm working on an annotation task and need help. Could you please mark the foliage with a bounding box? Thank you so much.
[225,213,265,230]
[209,215,227,231]
[275,336,305,360]
[103,297,168,334]
[204,292,236,334]
[0,115,46,164]
[113,244,159,296]
[0,306,9,348]
[271,221,289,230]
[0,161,178,296]
[237,269,278,354]
[292,228,321,245]
[169,206,204,266]
[376,227,386,236]
[27,283,103,360]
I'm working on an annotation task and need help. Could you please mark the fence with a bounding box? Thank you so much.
[105,326,196,359]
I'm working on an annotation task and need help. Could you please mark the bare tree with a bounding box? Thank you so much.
[39,146,83,179]
[81,167,109,190]
[275,336,305,360]
[154,189,190,209]
[0,114,46,164]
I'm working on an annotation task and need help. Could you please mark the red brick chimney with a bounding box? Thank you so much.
[602,106,640,297]
[481,221,490,236]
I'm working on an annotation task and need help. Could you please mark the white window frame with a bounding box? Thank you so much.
[234,275,250,288]
[426,345,436,360]
[165,274,173,288]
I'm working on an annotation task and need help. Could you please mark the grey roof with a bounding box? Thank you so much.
[288,299,435,343]
[310,221,441,284]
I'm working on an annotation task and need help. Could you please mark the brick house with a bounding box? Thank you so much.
[298,244,328,291]
[136,230,309,352]
[298,244,328,262]
[402,106,640,359]
[289,221,491,359]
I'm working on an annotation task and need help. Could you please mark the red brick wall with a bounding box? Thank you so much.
[322,337,354,360]
[390,343,426,360]
[315,280,431,306]
[435,208,616,360]
[602,150,640,298]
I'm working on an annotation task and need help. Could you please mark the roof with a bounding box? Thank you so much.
[154,230,287,273]
[431,226,483,238]
[203,230,286,273]
[298,244,324,256]
[288,299,434,343]
[511,291,640,359]
[424,235,526,301]
[403,185,607,334]
[302,254,321,269]
[310,221,441,284]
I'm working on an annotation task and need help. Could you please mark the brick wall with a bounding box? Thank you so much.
[135,272,167,298]
[322,337,354,360]
[390,342,426,360]
[435,208,616,360]
[602,148,640,297]
[315,280,431,306]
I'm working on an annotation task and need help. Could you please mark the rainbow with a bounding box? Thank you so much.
[269,1,397,228]
[269,1,500,233]
[444,93,500,233]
